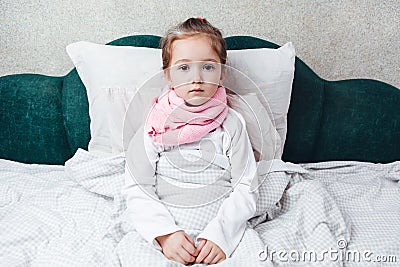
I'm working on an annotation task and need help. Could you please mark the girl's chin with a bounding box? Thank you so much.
[184,97,209,106]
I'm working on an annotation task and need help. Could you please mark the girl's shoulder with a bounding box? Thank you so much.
[225,108,246,129]
[221,108,247,140]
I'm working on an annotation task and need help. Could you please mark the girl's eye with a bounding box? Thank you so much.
[178,64,189,71]
[203,63,216,71]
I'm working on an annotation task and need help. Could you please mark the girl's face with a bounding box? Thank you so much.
[165,35,225,106]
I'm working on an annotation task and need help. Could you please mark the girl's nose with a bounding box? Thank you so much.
[192,68,203,84]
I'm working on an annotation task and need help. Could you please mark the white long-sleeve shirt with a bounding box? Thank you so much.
[122,109,259,257]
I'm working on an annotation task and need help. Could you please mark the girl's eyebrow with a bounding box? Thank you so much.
[173,58,219,65]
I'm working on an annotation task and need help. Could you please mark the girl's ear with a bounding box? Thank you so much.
[219,66,226,84]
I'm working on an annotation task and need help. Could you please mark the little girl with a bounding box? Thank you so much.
[123,18,261,266]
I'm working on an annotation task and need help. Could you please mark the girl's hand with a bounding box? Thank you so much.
[156,231,197,265]
[194,238,226,264]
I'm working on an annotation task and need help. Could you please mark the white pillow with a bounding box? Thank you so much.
[66,40,295,158]
[224,42,296,148]
[106,85,163,155]
[227,93,282,161]
[66,41,163,155]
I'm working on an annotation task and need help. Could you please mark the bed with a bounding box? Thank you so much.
[1,35,399,266]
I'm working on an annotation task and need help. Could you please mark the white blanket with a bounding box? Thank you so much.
[1,149,399,266]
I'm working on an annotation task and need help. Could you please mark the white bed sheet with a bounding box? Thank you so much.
[0,150,399,266]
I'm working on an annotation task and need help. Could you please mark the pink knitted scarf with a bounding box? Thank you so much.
[145,86,228,146]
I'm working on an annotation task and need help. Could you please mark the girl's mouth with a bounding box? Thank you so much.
[190,88,204,93]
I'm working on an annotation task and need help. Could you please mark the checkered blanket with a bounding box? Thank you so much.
[1,149,399,266]
[154,150,232,232]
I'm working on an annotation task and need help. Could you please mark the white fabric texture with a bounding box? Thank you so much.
[65,41,295,158]
[1,151,399,266]
[66,41,163,155]
[227,93,282,160]
[123,109,259,257]
[224,42,296,149]
[105,87,164,155]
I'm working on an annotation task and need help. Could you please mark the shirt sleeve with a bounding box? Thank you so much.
[197,110,259,257]
[122,127,182,250]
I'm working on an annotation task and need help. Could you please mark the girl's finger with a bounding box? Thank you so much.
[213,253,224,264]
[202,246,217,264]
[219,254,227,263]
[181,239,197,256]
[177,247,195,264]
[195,242,212,264]
[183,232,195,246]
[195,239,206,255]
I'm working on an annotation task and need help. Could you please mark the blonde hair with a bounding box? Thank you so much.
[160,18,227,70]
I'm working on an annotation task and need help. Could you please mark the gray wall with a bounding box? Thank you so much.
[1,0,399,88]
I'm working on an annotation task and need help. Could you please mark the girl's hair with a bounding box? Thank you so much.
[160,18,227,70]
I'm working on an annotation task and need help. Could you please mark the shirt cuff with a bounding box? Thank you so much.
[144,226,183,251]
[196,184,258,257]
[196,217,243,258]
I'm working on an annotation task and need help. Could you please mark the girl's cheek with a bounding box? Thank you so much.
[202,71,222,85]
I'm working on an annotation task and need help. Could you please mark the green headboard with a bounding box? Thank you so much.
[1,35,399,164]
